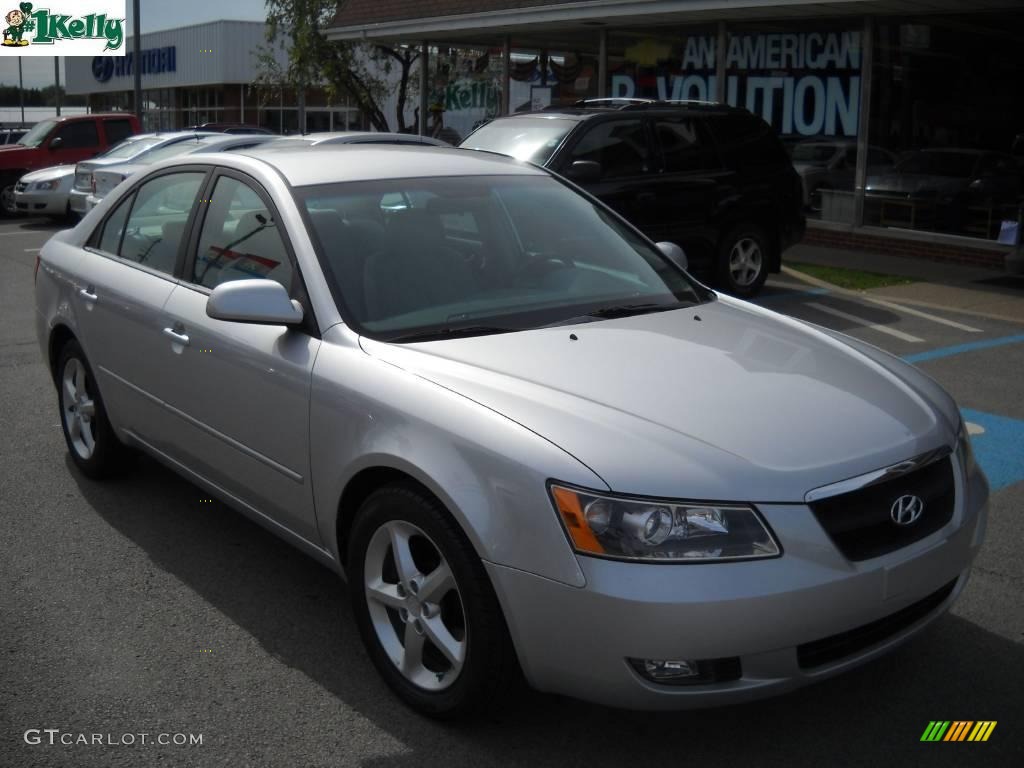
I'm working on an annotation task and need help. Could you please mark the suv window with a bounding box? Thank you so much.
[119,172,205,275]
[192,175,292,290]
[709,113,788,168]
[569,119,650,179]
[54,120,100,149]
[103,118,134,145]
[653,117,717,173]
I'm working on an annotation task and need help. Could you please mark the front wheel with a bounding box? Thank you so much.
[0,182,18,217]
[717,225,770,298]
[57,340,126,479]
[348,483,518,719]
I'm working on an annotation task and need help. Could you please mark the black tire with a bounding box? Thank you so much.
[56,339,126,479]
[347,482,518,720]
[0,181,18,217]
[716,224,771,298]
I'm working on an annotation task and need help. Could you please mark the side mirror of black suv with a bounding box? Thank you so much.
[565,160,602,184]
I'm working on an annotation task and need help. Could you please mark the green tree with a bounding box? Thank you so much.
[258,0,421,133]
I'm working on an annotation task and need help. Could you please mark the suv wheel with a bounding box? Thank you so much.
[348,483,517,719]
[718,225,770,298]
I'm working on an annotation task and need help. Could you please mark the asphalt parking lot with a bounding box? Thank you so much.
[2,217,1022,768]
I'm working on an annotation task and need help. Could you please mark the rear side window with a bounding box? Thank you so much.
[98,193,132,255]
[569,119,650,179]
[103,118,134,145]
[119,172,205,275]
[709,114,788,168]
[191,175,293,290]
[654,117,718,173]
[54,120,100,149]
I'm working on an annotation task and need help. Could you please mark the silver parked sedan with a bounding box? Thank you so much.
[35,146,988,719]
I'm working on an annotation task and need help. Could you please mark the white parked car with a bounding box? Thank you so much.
[13,164,76,219]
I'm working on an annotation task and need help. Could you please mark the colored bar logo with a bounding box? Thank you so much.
[920,721,997,742]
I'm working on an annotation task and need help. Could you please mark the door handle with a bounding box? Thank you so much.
[78,287,98,302]
[162,327,190,346]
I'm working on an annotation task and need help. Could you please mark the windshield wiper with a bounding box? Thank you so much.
[384,325,519,343]
[542,302,685,328]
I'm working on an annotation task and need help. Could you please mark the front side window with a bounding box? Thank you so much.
[118,172,205,275]
[298,175,709,340]
[192,176,292,289]
[54,121,100,149]
[569,119,650,179]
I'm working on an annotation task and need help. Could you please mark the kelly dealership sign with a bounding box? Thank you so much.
[0,1,125,55]
[612,31,862,137]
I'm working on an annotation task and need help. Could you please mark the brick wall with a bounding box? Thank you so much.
[804,226,1008,270]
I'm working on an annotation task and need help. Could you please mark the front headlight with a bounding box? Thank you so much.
[32,180,59,191]
[957,418,977,476]
[549,484,781,562]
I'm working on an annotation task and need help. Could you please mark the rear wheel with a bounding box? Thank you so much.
[717,224,770,298]
[57,340,125,479]
[348,483,518,719]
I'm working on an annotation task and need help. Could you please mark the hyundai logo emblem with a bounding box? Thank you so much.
[890,494,925,526]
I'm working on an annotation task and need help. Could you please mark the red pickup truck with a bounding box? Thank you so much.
[0,113,140,216]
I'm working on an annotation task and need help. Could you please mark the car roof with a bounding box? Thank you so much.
[505,98,748,121]
[231,144,544,186]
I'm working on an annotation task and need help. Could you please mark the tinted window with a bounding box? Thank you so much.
[654,117,717,173]
[98,193,132,255]
[119,172,204,275]
[103,119,134,145]
[570,119,650,178]
[299,175,708,339]
[54,120,100,149]
[710,114,788,167]
[192,176,292,289]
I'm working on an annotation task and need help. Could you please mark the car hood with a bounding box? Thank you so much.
[21,164,75,182]
[360,297,958,502]
[866,173,968,196]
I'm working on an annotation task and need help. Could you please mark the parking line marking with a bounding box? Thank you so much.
[23,248,40,253]
[903,333,1024,364]
[805,302,925,343]
[862,297,982,333]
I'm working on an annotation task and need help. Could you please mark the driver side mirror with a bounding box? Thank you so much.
[206,279,304,326]
[565,160,602,184]
[657,241,688,271]
[48,136,64,150]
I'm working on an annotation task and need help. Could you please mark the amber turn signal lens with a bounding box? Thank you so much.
[550,485,605,554]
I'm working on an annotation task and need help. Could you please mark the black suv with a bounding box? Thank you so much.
[460,99,805,297]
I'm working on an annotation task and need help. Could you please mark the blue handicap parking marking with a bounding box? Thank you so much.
[960,408,1024,492]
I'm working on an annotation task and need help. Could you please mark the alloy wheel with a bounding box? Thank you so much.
[363,520,467,691]
[729,237,764,287]
[61,357,97,460]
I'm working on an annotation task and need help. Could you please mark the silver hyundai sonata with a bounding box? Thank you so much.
[34,146,988,719]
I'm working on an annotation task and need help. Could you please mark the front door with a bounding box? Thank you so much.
[156,171,321,543]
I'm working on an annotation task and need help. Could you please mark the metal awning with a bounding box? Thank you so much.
[327,0,1023,42]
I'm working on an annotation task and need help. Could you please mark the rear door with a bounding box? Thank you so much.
[554,117,660,237]
[156,169,321,543]
[74,168,208,440]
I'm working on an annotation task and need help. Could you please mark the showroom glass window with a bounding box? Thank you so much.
[868,14,1024,241]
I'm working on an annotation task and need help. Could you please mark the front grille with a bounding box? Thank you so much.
[809,456,955,562]
[797,578,957,669]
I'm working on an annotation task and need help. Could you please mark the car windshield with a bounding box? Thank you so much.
[100,136,165,159]
[298,175,710,340]
[895,151,978,178]
[460,117,575,164]
[17,119,58,147]
[791,144,841,164]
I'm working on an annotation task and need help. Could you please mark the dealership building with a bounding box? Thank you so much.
[64,20,362,136]
[328,0,1024,268]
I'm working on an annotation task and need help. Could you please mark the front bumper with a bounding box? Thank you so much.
[14,188,68,215]
[487,462,987,709]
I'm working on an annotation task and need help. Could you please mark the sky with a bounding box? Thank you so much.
[0,0,268,89]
